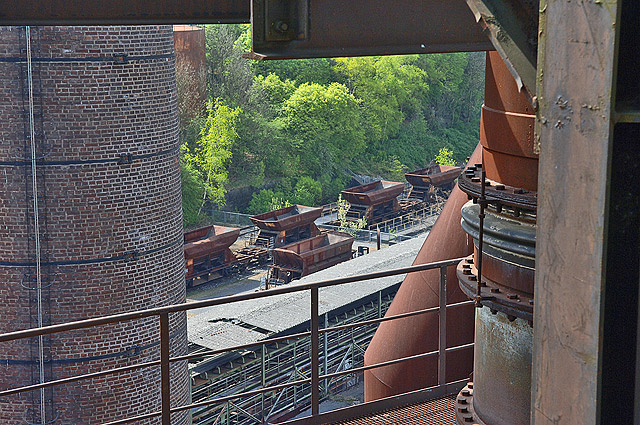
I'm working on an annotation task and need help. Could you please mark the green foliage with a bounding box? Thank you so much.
[434,147,456,166]
[180,161,206,226]
[247,189,292,214]
[283,82,365,178]
[334,56,427,142]
[336,195,367,237]
[182,99,241,212]
[291,176,322,206]
[254,73,297,109]
[192,24,484,216]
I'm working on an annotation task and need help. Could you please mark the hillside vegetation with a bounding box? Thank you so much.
[180,24,484,225]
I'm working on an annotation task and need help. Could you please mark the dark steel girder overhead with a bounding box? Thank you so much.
[464,0,539,96]
[248,0,494,60]
[0,0,250,25]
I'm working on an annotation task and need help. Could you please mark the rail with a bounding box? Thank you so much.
[0,257,471,425]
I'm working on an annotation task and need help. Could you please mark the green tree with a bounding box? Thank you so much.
[283,82,365,178]
[183,99,241,214]
[180,161,206,226]
[247,189,292,214]
[434,147,456,166]
[334,56,427,142]
[291,176,322,206]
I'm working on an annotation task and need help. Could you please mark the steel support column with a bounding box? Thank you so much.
[532,0,629,424]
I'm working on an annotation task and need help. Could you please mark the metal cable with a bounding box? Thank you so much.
[26,25,46,425]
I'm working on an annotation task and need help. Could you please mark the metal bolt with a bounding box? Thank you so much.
[479,282,487,287]
[274,20,290,33]
[507,294,518,300]
[468,383,473,389]
[462,390,471,397]
[464,417,474,422]
[469,275,477,281]
[490,308,498,315]
[458,407,469,413]
[462,264,471,269]
[529,299,534,305]
[490,288,500,293]
[496,185,506,190]
[471,177,481,183]
[496,204,503,213]
[475,163,482,168]
[468,166,476,172]
[458,398,468,405]
[463,269,472,275]
[466,258,473,264]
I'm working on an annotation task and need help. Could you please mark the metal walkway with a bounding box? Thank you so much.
[328,396,456,425]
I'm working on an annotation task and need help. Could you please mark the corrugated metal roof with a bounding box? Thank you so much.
[187,234,427,351]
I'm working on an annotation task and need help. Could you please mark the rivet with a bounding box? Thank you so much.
[462,264,471,269]
[466,258,474,264]
[463,269,472,275]
[458,398,468,405]
[458,407,469,413]
[464,417,474,422]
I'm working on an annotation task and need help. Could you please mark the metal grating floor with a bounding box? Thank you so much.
[328,395,457,425]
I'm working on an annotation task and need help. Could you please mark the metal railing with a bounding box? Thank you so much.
[0,257,472,425]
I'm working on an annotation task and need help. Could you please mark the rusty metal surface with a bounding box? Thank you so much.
[470,308,532,425]
[463,0,539,96]
[249,0,493,60]
[481,51,537,191]
[532,0,620,423]
[341,181,405,207]
[250,205,322,231]
[363,145,481,402]
[0,1,250,24]
[332,395,457,425]
[174,25,207,118]
[458,257,533,322]
[271,232,354,277]
[405,165,462,189]
[459,164,537,212]
[183,226,240,259]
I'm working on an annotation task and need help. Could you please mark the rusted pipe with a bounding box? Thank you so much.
[363,144,481,401]
[481,51,537,191]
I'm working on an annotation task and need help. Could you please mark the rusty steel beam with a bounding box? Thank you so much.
[248,0,493,60]
[0,1,250,25]
[532,0,623,423]
[464,0,538,97]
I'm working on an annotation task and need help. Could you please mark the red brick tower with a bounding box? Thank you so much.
[0,26,189,424]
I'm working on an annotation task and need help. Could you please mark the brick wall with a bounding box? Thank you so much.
[0,26,189,424]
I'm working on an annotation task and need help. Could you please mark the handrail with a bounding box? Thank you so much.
[0,256,470,425]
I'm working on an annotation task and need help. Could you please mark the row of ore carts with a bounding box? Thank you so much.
[184,163,462,287]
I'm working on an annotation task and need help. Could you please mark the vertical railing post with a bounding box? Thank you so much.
[311,287,320,419]
[323,313,329,395]
[438,266,447,387]
[261,343,266,424]
[160,313,171,425]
